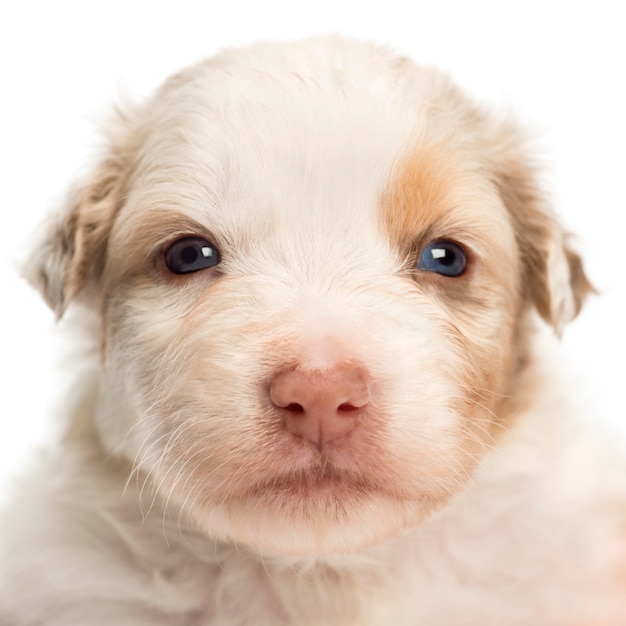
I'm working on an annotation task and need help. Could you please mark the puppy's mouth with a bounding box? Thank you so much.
[234,452,407,516]
[249,465,374,501]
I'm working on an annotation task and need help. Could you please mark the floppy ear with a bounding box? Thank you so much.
[492,136,594,334]
[25,112,139,318]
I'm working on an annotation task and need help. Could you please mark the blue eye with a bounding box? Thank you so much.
[164,236,220,274]
[417,241,467,277]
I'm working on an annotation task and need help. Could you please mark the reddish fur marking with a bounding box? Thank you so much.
[379,147,460,251]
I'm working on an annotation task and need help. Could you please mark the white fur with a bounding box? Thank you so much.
[1,38,624,625]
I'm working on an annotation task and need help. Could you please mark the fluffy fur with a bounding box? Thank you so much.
[1,38,624,625]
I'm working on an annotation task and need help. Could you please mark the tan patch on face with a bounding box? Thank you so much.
[379,147,460,252]
[378,143,516,286]
[379,145,525,440]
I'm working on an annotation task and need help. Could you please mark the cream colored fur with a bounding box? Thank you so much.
[1,38,624,625]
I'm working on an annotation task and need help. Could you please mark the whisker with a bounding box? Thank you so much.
[138,419,198,520]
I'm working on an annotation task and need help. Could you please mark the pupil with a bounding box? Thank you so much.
[439,250,454,266]
[181,247,198,265]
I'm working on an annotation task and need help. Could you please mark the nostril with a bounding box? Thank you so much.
[338,402,360,413]
[284,402,305,413]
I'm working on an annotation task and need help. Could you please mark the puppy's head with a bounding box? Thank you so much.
[27,39,592,556]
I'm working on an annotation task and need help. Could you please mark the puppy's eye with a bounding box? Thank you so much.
[164,237,221,274]
[417,241,467,277]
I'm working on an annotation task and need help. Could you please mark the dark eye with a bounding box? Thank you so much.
[417,241,467,277]
[164,237,220,274]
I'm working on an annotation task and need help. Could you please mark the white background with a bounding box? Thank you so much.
[1,1,625,492]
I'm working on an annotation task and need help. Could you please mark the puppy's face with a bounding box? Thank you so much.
[31,40,591,555]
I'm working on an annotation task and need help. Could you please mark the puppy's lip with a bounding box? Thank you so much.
[246,465,377,501]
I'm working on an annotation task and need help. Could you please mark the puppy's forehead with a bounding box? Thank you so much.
[118,41,504,265]
[136,60,419,216]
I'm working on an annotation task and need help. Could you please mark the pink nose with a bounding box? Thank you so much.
[269,363,370,448]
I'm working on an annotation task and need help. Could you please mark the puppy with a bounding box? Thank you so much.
[1,38,624,625]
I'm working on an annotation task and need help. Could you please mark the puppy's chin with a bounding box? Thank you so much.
[194,492,429,557]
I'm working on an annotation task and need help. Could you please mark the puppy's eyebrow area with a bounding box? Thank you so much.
[107,208,220,280]
[117,209,215,250]
[379,148,464,249]
[379,147,507,261]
